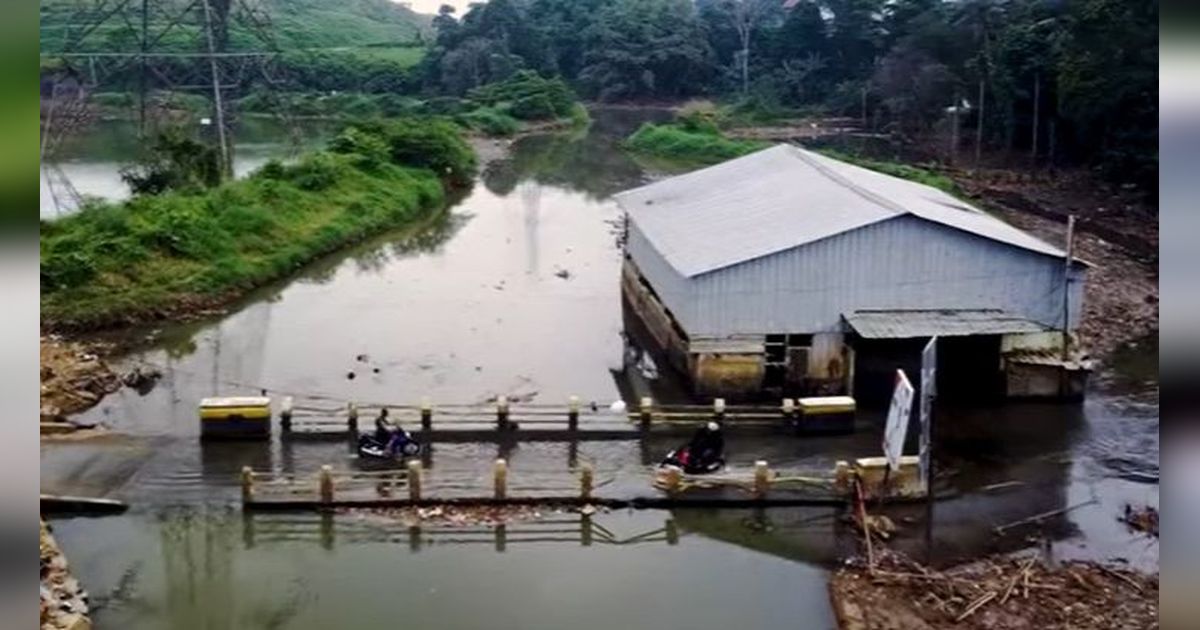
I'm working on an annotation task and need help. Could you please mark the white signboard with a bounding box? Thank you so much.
[882,369,915,471]
[918,337,938,488]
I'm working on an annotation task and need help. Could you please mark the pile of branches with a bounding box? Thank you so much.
[830,549,1158,629]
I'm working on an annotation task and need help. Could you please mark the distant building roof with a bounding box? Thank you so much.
[843,308,1053,339]
[615,145,1071,278]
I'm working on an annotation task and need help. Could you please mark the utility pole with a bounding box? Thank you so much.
[861,86,867,130]
[139,0,148,136]
[1030,72,1040,168]
[1059,214,1076,397]
[201,0,232,178]
[949,89,960,166]
[1061,214,1076,362]
[974,78,985,167]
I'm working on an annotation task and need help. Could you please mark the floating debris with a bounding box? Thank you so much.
[1121,503,1159,537]
[345,504,561,528]
[829,549,1158,630]
[121,366,162,394]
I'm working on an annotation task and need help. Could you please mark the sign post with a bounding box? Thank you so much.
[882,369,915,471]
[919,337,938,492]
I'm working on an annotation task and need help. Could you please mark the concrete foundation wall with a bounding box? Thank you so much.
[1005,362,1089,400]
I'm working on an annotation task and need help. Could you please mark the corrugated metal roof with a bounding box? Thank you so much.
[615,145,1069,277]
[844,309,1053,339]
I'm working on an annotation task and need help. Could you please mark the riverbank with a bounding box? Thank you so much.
[829,548,1158,630]
[40,120,469,332]
[41,521,91,630]
[40,337,119,424]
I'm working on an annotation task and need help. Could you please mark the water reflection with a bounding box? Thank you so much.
[77,109,656,435]
[483,130,651,199]
[238,512,680,551]
[40,117,335,219]
[55,507,830,630]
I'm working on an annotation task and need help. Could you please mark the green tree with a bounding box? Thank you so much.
[577,0,715,101]
[120,128,223,195]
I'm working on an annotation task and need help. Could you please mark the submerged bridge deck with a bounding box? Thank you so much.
[277,397,852,441]
[240,457,852,511]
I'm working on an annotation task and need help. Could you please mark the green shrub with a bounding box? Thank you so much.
[41,249,96,291]
[91,92,134,109]
[353,118,476,187]
[508,94,557,120]
[468,71,576,120]
[286,152,346,191]
[258,160,287,180]
[625,123,768,165]
[420,96,470,116]
[460,107,521,136]
[329,127,391,167]
[675,110,721,136]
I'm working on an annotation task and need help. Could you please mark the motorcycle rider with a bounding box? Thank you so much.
[374,407,396,445]
[687,421,724,464]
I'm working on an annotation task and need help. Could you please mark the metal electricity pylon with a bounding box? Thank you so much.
[40,0,299,200]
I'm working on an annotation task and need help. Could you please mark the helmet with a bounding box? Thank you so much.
[707,421,720,432]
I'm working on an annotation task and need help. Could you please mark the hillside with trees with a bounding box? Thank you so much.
[419,0,1157,190]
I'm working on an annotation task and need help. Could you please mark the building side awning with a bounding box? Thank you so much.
[844,309,1053,339]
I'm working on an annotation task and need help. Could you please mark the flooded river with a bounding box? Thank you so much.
[42,108,1158,629]
[40,117,333,219]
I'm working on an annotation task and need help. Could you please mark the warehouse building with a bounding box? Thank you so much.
[615,145,1090,402]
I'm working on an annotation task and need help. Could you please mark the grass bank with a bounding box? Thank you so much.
[624,122,769,166]
[814,148,957,195]
[41,120,474,330]
[625,110,956,195]
[235,71,590,137]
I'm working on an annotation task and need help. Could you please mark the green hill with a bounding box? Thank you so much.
[40,0,428,54]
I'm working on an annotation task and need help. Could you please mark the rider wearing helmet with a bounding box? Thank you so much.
[687,421,724,464]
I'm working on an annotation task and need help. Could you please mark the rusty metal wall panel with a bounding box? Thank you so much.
[625,220,696,330]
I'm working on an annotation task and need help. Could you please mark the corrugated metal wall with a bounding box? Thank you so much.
[630,214,1085,337]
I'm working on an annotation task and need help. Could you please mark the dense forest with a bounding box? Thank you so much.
[40,0,1157,189]
[420,0,1157,187]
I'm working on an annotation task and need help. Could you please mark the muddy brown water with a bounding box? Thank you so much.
[43,107,1158,629]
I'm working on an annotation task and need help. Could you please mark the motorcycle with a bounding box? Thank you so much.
[659,445,725,475]
[357,427,422,460]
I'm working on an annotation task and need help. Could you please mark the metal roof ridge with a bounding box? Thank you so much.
[613,144,789,203]
[784,146,909,218]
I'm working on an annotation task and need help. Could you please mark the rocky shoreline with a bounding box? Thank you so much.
[40,521,91,630]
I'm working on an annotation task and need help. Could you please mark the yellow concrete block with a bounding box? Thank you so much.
[853,456,925,500]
